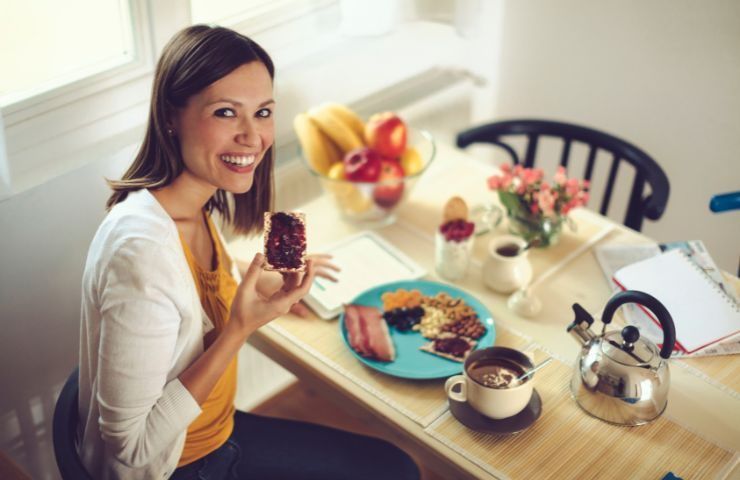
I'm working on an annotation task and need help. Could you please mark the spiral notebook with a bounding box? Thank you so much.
[613,249,740,354]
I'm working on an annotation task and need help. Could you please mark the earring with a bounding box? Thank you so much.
[166,128,175,136]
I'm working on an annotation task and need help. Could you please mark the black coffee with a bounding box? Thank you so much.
[467,358,526,388]
[496,244,521,257]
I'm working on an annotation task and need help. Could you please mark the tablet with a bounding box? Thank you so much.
[304,231,426,319]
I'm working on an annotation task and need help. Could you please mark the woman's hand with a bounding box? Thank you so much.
[255,254,340,317]
[229,253,317,337]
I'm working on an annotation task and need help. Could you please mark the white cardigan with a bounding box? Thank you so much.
[78,189,238,479]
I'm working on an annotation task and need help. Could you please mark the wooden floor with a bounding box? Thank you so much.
[251,381,446,480]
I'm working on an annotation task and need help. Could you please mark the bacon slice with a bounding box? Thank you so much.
[344,304,396,362]
[344,304,371,357]
[356,305,396,362]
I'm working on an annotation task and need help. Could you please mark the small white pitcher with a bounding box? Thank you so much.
[482,235,533,294]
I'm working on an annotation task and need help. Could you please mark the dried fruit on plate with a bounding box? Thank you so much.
[381,288,422,311]
[382,306,424,332]
[263,212,307,272]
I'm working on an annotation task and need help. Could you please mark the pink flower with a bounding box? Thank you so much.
[538,187,556,216]
[522,168,541,186]
[488,175,502,190]
[500,175,512,189]
[565,178,580,196]
[487,164,588,219]
[554,166,567,186]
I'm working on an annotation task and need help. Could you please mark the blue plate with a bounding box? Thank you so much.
[339,280,496,379]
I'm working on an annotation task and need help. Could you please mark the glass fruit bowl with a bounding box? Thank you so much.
[302,128,436,227]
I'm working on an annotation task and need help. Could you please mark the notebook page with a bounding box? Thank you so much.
[613,249,740,353]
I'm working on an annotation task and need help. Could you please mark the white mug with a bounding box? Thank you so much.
[482,235,532,294]
[445,347,534,420]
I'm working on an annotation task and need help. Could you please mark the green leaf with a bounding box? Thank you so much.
[498,191,525,215]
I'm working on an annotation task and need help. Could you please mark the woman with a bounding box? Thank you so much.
[78,25,420,480]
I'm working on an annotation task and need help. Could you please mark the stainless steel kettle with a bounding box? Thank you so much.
[567,290,676,426]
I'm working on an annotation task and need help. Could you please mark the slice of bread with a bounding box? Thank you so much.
[263,212,307,272]
[419,334,477,362]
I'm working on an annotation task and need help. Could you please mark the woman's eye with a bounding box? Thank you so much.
[215,108,236,118]
[256,108,272,119]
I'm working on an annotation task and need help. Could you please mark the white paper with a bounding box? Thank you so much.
[594,242,740,357]
[613,249,740,354]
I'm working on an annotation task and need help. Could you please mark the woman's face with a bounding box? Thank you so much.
[172,61,275,195]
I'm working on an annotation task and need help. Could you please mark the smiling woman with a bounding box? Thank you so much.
[78,24,420,480]
[106,25,276,235]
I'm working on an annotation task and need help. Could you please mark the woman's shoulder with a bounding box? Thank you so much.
[105,190,177,242]
[89,190,181,266]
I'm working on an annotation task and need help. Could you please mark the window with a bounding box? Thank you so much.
[0,0,135,108]
[190,0,278,26]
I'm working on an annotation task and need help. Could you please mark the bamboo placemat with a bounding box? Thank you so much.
[425,348,739,480]
[675,356,740,399]
[267,315,532,428]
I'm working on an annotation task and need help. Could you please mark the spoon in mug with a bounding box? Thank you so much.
[520,237,543,252]
[516,357,553,382]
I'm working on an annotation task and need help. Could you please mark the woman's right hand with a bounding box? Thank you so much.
[229,253,316,337]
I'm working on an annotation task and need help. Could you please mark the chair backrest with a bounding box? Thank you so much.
[456,119,670,231]
[52,367,93,480]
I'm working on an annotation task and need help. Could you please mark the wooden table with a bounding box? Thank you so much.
[228,142,740,479]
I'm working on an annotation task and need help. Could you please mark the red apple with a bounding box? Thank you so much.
[343,147,381,182]
[365,112,407,158]
[373,159,405,208]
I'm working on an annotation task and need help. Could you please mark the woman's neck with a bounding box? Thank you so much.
[151,171,217,223]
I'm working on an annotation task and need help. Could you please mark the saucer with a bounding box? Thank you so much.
[448,389,542,435]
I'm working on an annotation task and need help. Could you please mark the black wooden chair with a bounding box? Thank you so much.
[456,119,670,232]
[52,367,93,480]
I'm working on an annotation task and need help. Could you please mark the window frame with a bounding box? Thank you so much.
[0,0,335,199]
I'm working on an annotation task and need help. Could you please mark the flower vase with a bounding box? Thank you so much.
[507,213,564,248]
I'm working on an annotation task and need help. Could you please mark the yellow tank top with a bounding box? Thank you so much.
[177,213,238,467]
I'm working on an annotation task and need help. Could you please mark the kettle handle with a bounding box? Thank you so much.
[602,290,676,359]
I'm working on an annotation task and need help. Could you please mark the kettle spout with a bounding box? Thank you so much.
[567,303,596,346]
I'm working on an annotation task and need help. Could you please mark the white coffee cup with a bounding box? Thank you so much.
[481,235,532,294]
[445,347,534,420]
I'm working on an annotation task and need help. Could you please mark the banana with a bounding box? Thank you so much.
[319,103,365,141]
[321,129,343,165]
[308,106,364,154]
[293,113,340,174]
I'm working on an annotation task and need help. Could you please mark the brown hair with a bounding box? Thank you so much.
[106,25,275,235]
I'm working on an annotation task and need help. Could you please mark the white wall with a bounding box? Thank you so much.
[0,147,132,479]
[485,0,740,271]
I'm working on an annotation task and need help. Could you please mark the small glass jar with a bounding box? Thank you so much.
[435,230,475,281]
